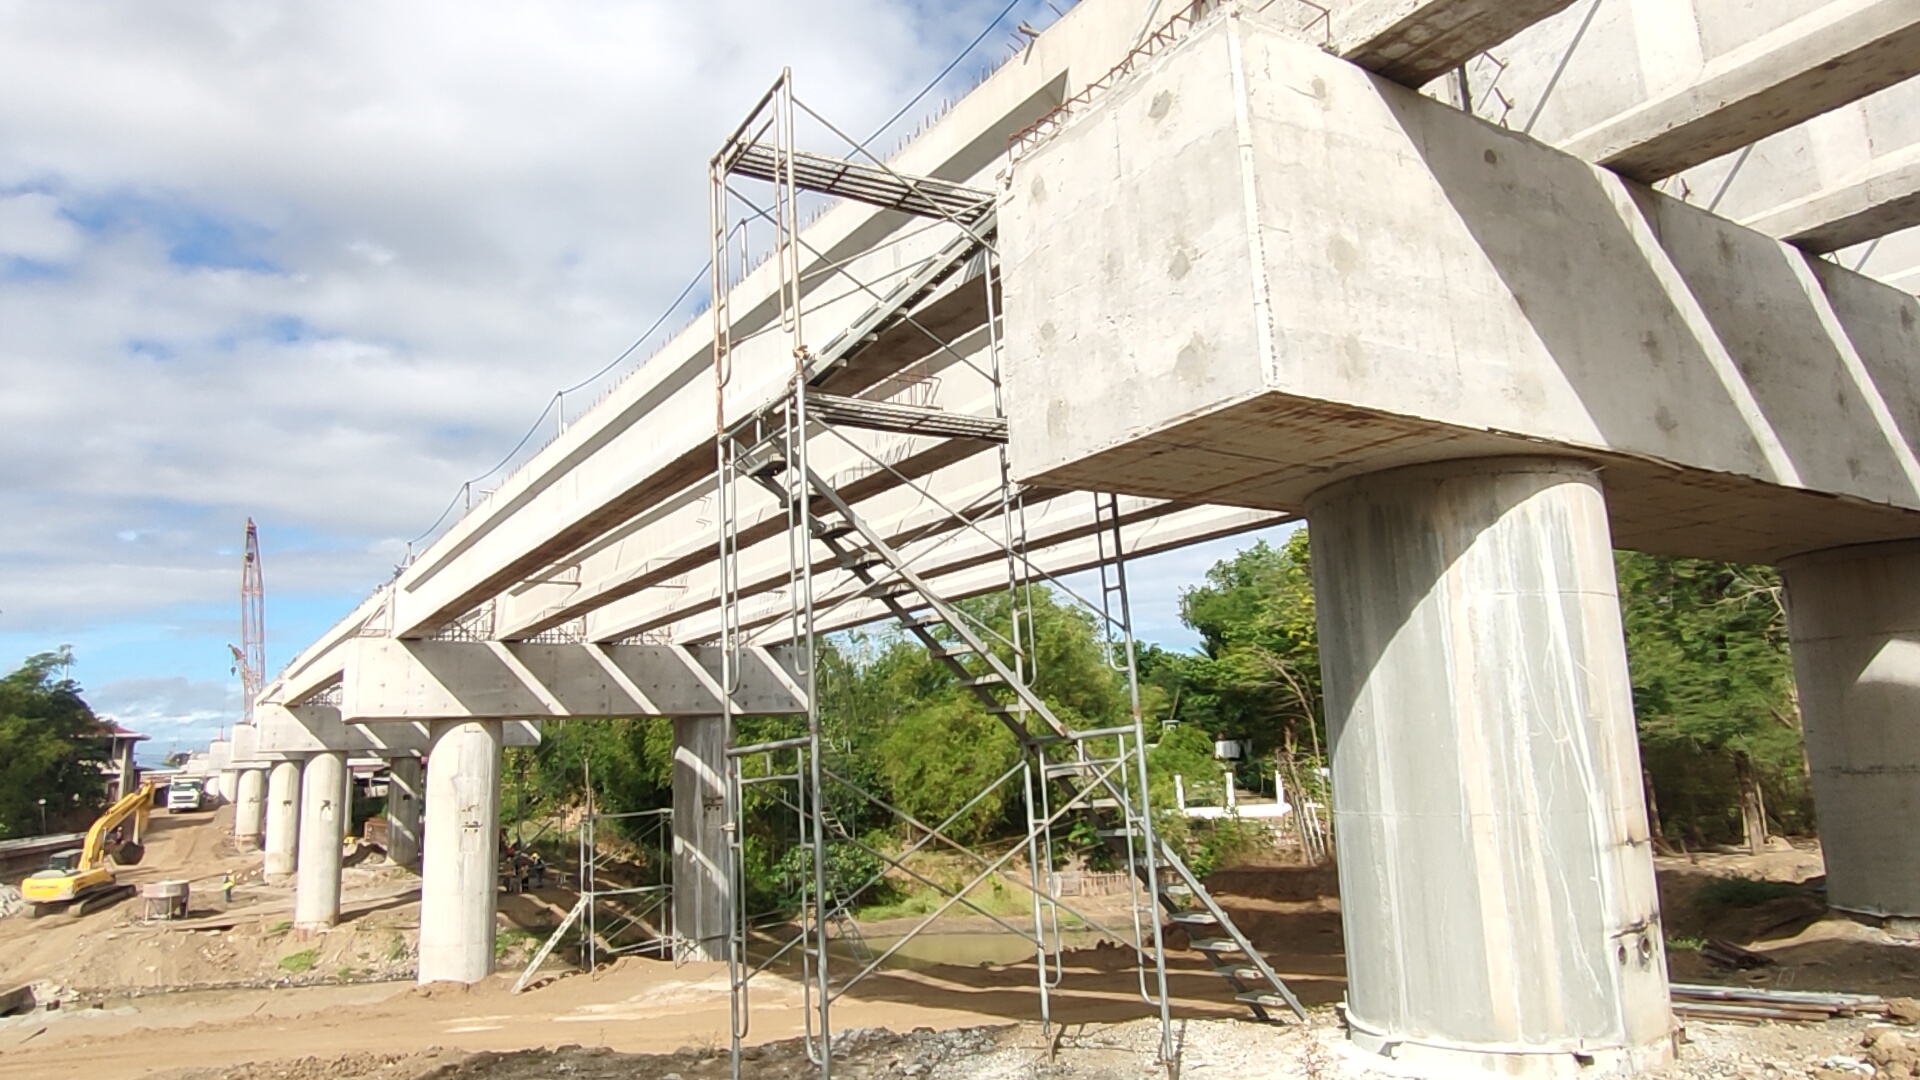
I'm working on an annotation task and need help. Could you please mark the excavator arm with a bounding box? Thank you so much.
[78,782,156,870]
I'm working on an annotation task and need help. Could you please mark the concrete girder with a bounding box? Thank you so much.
[1558,0,1920,182]
[339,641,807,722]
[663,505,1290,647]
[1333,0,1579,88]
[584,489,1219,644]
[1003,12,1920,567]
[1742,141,1920,253]
[260,0,1169,670]
[380,238,993,640]
[257,701,543,755]
[262,589,388,707]
[497,384,1002,639]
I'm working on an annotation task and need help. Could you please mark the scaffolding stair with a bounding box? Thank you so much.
[806,217,995,390]
[746,463,1308,1024]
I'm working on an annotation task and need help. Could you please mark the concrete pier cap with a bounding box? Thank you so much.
[1781,538,1920,918]
[1306,457,1672,1076]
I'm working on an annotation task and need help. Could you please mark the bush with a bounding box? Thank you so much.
[1695,877,1799,910]
[278,948,318,974]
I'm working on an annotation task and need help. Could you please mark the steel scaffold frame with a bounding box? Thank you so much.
[708,73,1305,1080]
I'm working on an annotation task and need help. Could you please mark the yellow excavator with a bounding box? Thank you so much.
[22,781,157,916]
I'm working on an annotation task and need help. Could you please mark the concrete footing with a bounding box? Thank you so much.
[264,759,301,881]
[1782,539,1920,917]
[417,720,502,985]
[233,767,266,850]
[672,715,730,962]
[294,751,346,931]
[387,754,423,872]
[1307,458,1672,1076]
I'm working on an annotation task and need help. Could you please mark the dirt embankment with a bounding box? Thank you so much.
[0,807,428,997]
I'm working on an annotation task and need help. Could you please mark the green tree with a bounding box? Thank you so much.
[1616,553,1806,851]
[1176,529,1324,789]
[0,650,111,839]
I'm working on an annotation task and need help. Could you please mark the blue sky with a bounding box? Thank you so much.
[0,0,1282,764]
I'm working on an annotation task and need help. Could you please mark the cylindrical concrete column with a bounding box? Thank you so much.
[1307,458,1671,1076]
[117,741,137,801]
[294,751,347,931]
[1781,539,1920,917]
[342,759,357,838]
[387,755,424,872]
[417,720,502,985]
[264,759,301,881]
[673,716,731,962]
[234,767,267,850]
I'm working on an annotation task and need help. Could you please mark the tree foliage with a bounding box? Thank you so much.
[493,533,1813,893]
[1615,553,1809,845]
[0,650,110,840]
[1162,529,1324,796]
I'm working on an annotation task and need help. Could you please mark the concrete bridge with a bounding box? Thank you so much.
[213,0,1920,1074]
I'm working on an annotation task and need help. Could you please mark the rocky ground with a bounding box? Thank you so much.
[114,1015,1920,1080]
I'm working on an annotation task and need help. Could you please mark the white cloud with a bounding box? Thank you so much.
[0,0,1034,635]
[89,674,240,743]
[0,191,82,262]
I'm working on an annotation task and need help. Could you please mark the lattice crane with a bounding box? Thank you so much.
[227,518,265,726]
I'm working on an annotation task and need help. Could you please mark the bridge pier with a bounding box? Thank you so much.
[1782,540,1920,918]
[1307,458,1672,1076]
[294,751,346,931]
[417,720,502,985]
[386,754,424,872]
[672,715,730,962]
[264,758,301,881]
[233,767,266,850]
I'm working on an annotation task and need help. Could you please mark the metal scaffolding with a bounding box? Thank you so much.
[511,800,673,994]
[708,72,1305,1080]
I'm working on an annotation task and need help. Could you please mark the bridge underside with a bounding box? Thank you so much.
[1000,7,1920,1073]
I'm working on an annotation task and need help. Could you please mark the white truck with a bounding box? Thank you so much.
[166,778,204,813]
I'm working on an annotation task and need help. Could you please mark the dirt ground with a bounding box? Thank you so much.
[3,815,1917,1080]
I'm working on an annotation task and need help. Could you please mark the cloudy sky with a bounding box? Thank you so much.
[0,0,1290,761]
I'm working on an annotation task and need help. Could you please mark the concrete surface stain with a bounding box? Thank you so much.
[1336,335,1368,381]
[1655,406,1679,433]
[1327,235,1359,276]
[1175,333,1213,388]
[1029,175,1047,205]
[1047,397,1071,439]
[1148,90,1173,120]
[1168,241,1194,280]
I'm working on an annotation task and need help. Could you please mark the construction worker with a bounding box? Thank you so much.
[220,871,234,904]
